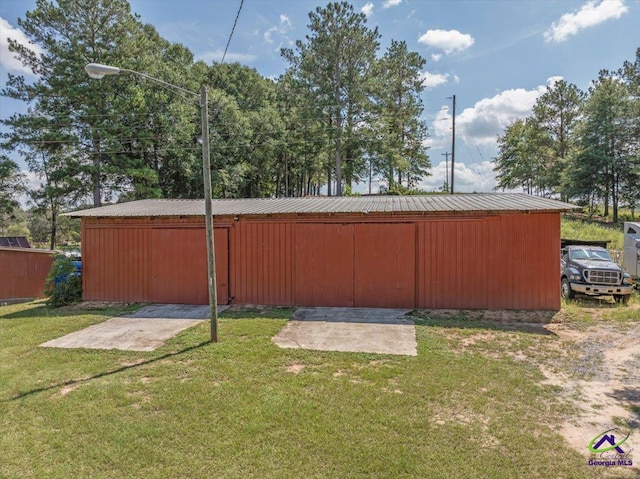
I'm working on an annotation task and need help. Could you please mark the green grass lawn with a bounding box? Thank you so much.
[1,302,600,479]
[561,215,625,250]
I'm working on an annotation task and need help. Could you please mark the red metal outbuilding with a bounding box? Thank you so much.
[0,247,55,303]
[67,194,575,311]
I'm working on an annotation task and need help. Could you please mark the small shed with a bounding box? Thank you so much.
[0,246,55,303]
[66,194,575,311]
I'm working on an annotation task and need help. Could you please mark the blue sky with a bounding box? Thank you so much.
[1,0,639,194]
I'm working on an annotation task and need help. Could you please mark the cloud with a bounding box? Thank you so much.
[546,75,564,86]
[264,14,292,44]
[383,0,402,8]
[431,53,442,62]
[196,50,257,63]
[432,78,560,145]
[426,77,567,193]
[453,74,460,84]
[280,14,291,26]
[361,2,374,17]
[0,17,43,75]
[419,160,496,193]
[420,71,449,89]
[418,29,475,55]
[544,0,628,43]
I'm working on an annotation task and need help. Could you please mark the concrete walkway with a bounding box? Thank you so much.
[41,304,229,352]
[273,307,417,356]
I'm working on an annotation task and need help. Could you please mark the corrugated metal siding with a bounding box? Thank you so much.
[82,221,151,302]
[354,223,415,308]
[294,223,355,307]
[497,213,560,310]
[231,220,293,305]
[0,248,54,301]
[81,212,561,310]
[415,213,559,310]
[417,219,488,309]
[82,218,228,304]
[151,228,207,304]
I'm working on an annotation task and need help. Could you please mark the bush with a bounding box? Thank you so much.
[45,255,82,307]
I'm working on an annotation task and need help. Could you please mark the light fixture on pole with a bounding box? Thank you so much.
[84,63,219,342]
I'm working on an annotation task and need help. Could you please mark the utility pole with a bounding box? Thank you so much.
[441,152,450,193]
[451,94,456,194]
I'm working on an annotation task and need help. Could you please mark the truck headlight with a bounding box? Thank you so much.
[570,274,581,281]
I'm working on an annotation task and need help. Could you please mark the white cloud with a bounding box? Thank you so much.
[431,53,442,62]
[418,29,474,54]
[453,74,460,84]
[419,160,496,193]
[196,50,257,63]
[383,0,402,8]
[264,14,293,44]
[420,71,449,89]
[427,78,566,193]
[432,78,565,147]
[361,2,374,17]
[456,88,543,143]
[433,106,453,143]
[280,14,291,26]
[546,75,564,86]
[0,17,43,75]
[544,0,628,43]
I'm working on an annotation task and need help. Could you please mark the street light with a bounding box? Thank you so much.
[84,62,219,342]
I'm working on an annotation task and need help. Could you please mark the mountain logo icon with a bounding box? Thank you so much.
[588,428,630,454]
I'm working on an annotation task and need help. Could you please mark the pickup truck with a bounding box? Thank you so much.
[561,245,633,304]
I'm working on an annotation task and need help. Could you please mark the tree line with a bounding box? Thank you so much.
[493,49,640,221]
[0,0,431,248]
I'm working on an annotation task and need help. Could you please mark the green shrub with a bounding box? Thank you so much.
[45,255,82,307]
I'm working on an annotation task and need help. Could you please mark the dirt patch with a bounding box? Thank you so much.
[414,308,562,324]
[421,303,640,476]
[285,361,305,374]
[56,384,80,397]
[543,321,640,461]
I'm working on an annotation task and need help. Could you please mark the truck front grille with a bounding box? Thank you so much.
[585,270,621,285]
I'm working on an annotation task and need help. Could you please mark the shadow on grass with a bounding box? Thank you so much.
[608,387,640,407]
[221,306,295,320]
[0,302,141,320]
[3,341,210,402]
[410,311,558,336]
[566,295,632,308]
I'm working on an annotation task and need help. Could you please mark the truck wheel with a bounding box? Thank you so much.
[561,278,575,300]
[614,294,630,305]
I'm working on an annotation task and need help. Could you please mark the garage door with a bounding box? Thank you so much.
[354,223,415,308]
[150,228,229,304]
[294,223,415,308]
[294,223,354,306]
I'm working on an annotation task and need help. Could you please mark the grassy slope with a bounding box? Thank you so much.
[0,303,598,479]
[561,215,625,250]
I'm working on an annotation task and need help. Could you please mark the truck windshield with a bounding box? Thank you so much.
[569,249,612,261]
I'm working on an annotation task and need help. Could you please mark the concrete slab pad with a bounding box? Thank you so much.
[40,304,229,352]
[273,307,417,356]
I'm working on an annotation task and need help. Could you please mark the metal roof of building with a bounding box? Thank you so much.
[64,194,577,218]
[0,236,31,248]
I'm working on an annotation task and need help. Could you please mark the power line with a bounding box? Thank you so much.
[459,123,491,189]
[220,0,244,65]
